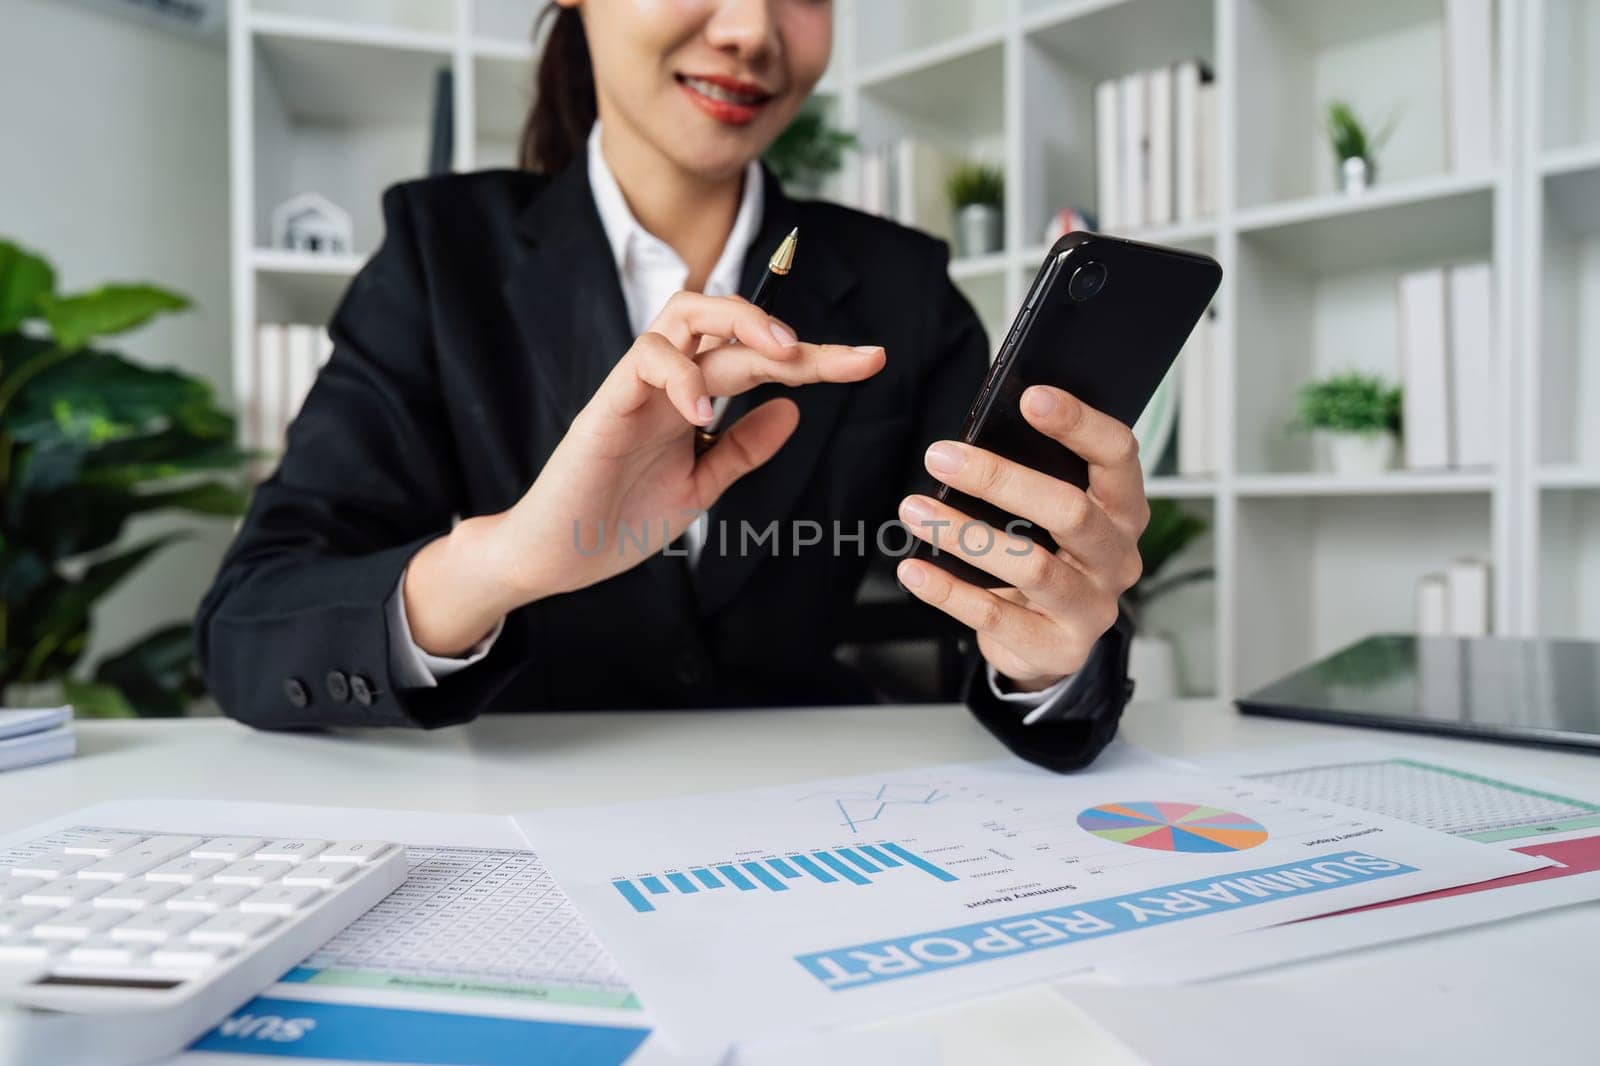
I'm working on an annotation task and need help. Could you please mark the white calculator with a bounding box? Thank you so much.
[0,827,407,1066]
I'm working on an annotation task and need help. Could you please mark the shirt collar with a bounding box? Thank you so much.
[586,120,765,296]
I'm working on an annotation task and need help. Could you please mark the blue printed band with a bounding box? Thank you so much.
[794,851,1417,990]
[191,996,650,1065]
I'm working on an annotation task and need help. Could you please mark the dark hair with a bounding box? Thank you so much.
[520,4,596,174]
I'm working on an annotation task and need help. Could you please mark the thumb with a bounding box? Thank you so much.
[691,398,800,505]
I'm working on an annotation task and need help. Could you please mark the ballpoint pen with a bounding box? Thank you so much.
[694,226,799,456]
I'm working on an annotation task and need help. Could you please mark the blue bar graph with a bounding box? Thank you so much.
[858,844,901,868]
[613,843,955,914]
[716,864,756,890]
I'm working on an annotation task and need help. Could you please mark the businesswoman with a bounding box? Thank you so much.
[198,0,1149,771]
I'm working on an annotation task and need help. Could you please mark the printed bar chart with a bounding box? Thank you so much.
[610,842,957,913]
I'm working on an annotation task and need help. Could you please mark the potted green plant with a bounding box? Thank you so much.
[1296,372,1403,476]
[763,99,857,197]
[946,161,1005,258]
[1325,100,1398,194]
[1122,500,1215,700]
[0,240,250,716]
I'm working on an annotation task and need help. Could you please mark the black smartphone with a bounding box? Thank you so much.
[912,231,1222,587]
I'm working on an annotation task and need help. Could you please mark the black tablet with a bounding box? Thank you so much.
[1237,634,1600,753]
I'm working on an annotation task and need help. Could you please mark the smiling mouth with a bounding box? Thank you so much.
[676,74,775,107]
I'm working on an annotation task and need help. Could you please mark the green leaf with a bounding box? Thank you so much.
[6,349,211,445]
[0,543,52,603]
[62,679,137,719]
[91,623,199,717]
[130,480,249,518]
[30,533,186,642]
[40,285,189,352]
[0,241,56,334]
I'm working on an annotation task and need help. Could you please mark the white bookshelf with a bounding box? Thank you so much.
[229,0,1600,700]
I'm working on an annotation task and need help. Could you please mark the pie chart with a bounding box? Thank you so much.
[1077,802,1268,853]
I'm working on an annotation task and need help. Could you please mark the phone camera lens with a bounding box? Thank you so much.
[1068,261,1108,301]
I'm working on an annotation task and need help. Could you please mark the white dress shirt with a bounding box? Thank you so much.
[386,122,1073,710]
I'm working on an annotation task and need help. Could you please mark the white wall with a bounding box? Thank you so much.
[0,0,233,679]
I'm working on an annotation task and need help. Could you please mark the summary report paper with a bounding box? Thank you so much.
[519,757,1548,1048]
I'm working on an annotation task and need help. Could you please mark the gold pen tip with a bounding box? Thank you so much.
[768,227,799,274]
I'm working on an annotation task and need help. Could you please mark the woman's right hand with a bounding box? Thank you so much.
[401,292,887,656]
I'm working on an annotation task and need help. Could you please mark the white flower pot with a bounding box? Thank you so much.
[1127,634,1180,702]
[1324,431,1396,476]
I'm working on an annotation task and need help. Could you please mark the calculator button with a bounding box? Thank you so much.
[111,910,206,944]
[164,882,252,914]
[12,853,96,880]
[212,861,286,887]
[0,904,55,935]
[281,862,355,888]
[151,942,232,970]
[93,880,182,911]
[32,905,122,941]
[0,935,58,964]
[18,879,107,908]
[238,885,321,916]
[252,840,327,864]
[145,857,227,885]
[189,912,279,945]
[68,937,148,967]
[77,837,205,882]
[62,833,145,857]
[318,841,391,865]
[190,837,265,862]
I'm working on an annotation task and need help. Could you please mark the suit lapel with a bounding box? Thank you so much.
[693,168,862,618]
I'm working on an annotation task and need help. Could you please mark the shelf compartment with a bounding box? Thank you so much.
[855,0,1008,73]
[953,270,1011,362]
[474,51,534,170]
[1136,496,1219,698]
[1234,0,1456,210]
[858,37,1006,147]
[1233,493,1493,693]
[1541,0,1600,153]
[249,2,455,39]
[1537,162,1600,468]
[254,255,361,326]
[1234,472,1496,497]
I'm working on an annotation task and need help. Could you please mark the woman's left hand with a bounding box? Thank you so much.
[895,385,1149,692]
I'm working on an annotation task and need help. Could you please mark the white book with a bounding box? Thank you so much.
[1174,61,1201,223]
[255,323,286,453]
[1196,77,1219,218]
[0,722,74,772]
[896,139,955,241]
[285,324,319,430]
[1416,573,1451,636]
[1446,558,1491,636]
[1095,79,1121,230]
[1444,0,1495,174]
[1448,262,1495,469]
[859,147,883,215]
[1146,67,1174,228]
[1118,72,1147,230]
[1178,310,1215,475]
[1397,268,1452,469]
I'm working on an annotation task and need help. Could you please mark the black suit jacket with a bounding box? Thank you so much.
[197,155,1130,771]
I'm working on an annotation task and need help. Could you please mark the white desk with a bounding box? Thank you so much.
[4,701,1596,1064]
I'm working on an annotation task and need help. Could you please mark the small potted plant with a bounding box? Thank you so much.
[1296,372,1403,476]
[1122,500,1215,701]
[946,161,1005,258]
[763,99,857,198]
[1325,100,1398,195]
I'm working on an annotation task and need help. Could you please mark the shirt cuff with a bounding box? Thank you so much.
[985,663,1085,713]
[385,572,503,690]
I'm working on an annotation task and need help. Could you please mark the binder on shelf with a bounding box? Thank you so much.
[1146,66,1174,228]
[1174,61,1202,223]
[1095,79,1121,231]
[1416,573,1450,636]
[1397,268,1452,470]
[1448,263,1495,469]
[895,139,956,242]
[254,323,286,454]
[1118,71,1147,230]
[1177,308,1216,476]
[285,324,319,431]
[1196,73,1219,218]
[1446,558,1491,637]
[1444,0,1495,175]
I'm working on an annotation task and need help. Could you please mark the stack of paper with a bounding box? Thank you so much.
[0,705,74,772]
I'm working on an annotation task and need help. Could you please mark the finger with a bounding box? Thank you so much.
[898,494,1098,613]
[692,398,800,504]
[920,441,1132,583]
[696,341,885,394]
[1019,386,1148,528]
[608,332,713,424]
[649,290,802,361]
[895,557,1071,669]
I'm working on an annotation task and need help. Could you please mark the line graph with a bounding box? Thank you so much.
[797,783,949,834]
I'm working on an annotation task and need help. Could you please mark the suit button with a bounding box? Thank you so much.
[350,674,377,706]
[283,677,310,709]
[326,670,350,702]
[674,652,704,686]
